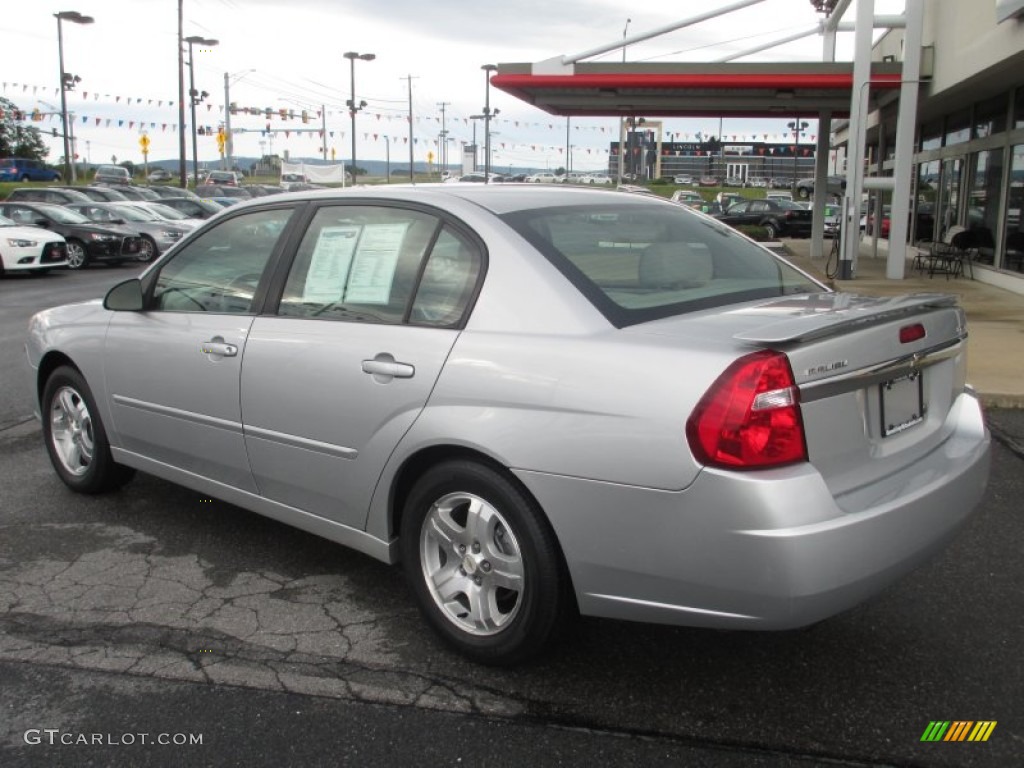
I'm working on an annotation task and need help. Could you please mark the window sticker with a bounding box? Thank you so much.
[302,225,361,303]
[344,222,410,304]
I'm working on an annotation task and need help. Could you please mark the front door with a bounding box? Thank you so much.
[104,206,297,490]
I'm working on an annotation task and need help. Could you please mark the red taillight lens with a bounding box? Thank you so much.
[686,350,807,470]
[899,323,926,343]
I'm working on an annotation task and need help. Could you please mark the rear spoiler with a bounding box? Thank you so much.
[733,292,961,344]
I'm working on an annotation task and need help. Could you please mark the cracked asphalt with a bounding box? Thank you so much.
[2,268,1022,767]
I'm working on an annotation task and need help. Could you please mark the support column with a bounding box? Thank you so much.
[811,111,832,259]
[887,0,924,279]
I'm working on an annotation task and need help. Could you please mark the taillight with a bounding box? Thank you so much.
[899,323,926,343]
[686,350,807,470]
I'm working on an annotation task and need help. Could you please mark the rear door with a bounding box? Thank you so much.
[240,203,484,529]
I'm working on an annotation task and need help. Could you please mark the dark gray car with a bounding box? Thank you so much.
[63,202,192,262]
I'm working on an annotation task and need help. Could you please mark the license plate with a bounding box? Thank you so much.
[880,372,925,437]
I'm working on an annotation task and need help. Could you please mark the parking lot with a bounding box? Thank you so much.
[1,268,1021,766]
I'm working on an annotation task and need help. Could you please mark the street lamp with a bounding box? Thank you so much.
[481,64,498,184]
[185,35,219,187]
[55,11,93,183]
[469,115,485,171]
[224,69,255,171]
[344,51,375,180]
[788,119,809,189]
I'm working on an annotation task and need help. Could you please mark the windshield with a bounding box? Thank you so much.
[501,203,823,328]
[144,203,189,220]
[42,206,90,224]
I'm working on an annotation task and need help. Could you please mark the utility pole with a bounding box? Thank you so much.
[437,101,450,174]
[401,75,417,181]
[177,0,186,187]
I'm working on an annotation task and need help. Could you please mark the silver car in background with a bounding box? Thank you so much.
[25,185,990,665]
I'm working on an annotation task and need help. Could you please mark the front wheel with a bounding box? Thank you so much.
[764,222,779,240]
[65,240,88,270]
[41,366,134,494]
[136,236,157,263]
[400,460,570,665]
[796,186,810,200]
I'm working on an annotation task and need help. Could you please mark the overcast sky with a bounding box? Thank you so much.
[2,0,903,171]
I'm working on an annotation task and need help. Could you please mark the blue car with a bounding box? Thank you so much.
[0,157,62,182]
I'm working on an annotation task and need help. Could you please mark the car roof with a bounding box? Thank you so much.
[226,183,671,216]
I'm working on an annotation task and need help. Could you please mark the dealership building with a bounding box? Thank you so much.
[493,0,1024,294]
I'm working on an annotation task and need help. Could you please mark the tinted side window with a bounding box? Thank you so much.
[151,207,294,313]
[279,205,440,324]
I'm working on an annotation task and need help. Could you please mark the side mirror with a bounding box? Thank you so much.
[104,278,144,311]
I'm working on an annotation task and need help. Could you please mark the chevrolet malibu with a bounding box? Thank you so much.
[25,186,990,664]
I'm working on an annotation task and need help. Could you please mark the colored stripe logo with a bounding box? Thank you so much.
[921,721,997,742]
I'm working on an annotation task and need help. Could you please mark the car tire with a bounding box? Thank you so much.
[136,236,157,263]
[20,174,30,182]
[400,459,571,665]
[797,186,810,200]
[65,239,89,270]
[41,365,135,494]
[764,222,779,240]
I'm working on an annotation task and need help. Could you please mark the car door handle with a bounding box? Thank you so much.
[362,359,415,379]
[201,341,238,357]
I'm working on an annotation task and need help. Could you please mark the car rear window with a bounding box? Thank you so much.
[501,203,822,327]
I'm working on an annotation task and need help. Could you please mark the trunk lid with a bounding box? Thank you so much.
[629,291,969,497]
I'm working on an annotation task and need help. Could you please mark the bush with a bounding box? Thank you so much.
[735,224,770,241]
[649,177,669,186]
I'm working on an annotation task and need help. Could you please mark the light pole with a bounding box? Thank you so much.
[384,135,391,182]
[616,17,631,185]
[185,35,219,187]
[481,64,498,184]
[55,11,93,183]
[344,51,375,181]
[469,115,485,171]
[224,69,254,172]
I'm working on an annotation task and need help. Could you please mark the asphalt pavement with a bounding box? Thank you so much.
[1,260,1022,768]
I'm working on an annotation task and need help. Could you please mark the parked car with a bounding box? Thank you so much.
[0,157,62,182]
[525,172,560,183]
[76,186,130,202]
[670,190,704,206]
[457,172,505,183]
[206,170,242,186]
[113,201,204,230]
[280,172,308,190]
[146,168,173,182]
[5,187,92,205]
[25,185,989,664]
[673,175,695,185]
[244,184,287,197]
[113,186,161,201]
[63,202,191,262]
[748,178,768,188]
[580,174,612,185]
[0,201,142,269]
[698,175,720,187]
[93,165,133,185]
[766,190,794,202]
[716,192,745,211]
[723,177,746,188]
[714,198,813,239]
[795,175,846,200]
[145,186,201,201]
[154,197,224,220]
[194,184,252,199]
[0,214,68,275]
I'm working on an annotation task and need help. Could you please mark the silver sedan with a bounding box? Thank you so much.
[25,185,990,665]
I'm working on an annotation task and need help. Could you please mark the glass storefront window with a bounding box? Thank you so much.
[974,94,1008,139]
[967,150,1003,265]
[1004,144,1024,273]
[945,109,971,146]
[915,160,940,241]
[920,119,942,151]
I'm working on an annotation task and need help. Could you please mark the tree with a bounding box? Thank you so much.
[0,97,50,160]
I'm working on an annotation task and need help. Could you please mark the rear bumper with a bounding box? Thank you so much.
[515,390,990,630]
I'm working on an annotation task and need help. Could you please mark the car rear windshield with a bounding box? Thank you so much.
[501,203,822,328]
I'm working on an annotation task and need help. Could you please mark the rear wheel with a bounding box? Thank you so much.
[797,186,810,200]
[764,222,779,240]
[41,366,134,494]
[400,460,570,665]
[65,240,88,270]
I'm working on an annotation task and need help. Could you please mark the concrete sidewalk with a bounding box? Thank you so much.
[781,238,1024,408]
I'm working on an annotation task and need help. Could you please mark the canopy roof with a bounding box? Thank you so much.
[492,61,903,120]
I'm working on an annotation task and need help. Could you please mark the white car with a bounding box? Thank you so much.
[525,172,560,183]
[0,214,68,275]
[581,174,612,185]
[113,201,203,230]
[673,175,695,185]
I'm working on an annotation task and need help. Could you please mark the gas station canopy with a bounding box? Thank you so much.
[491,61,903,120]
